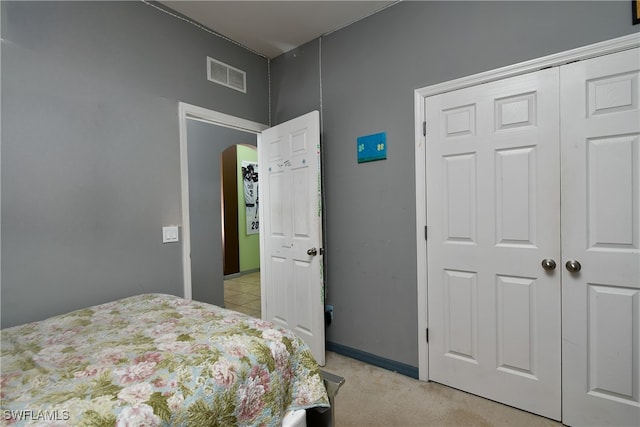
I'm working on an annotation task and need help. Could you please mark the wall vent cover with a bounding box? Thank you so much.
[207,57,246,93]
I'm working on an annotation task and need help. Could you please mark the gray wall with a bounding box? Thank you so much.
[1,1,268,327]
[271,1,639,368]
[270,38,321,124]
[187,121,256,306]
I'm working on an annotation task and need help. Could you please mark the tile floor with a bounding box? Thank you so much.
[223,271,261,318]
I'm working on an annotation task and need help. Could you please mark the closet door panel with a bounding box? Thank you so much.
[426,67,562,420]
[561,47,640,427]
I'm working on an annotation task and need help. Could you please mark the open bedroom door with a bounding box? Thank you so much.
[258,111,325,366]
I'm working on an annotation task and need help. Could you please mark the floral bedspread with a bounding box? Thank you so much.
[0,293,329,426]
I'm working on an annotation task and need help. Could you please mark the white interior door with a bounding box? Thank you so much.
[561,48,640,427]
[426,68,562,419]
[258,111,325,366]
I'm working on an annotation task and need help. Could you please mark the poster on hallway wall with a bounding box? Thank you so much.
[241,161,259,235]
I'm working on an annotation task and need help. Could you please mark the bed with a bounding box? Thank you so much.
[0,293,329,426]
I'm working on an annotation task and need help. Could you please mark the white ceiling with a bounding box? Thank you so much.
[159,1,397,59]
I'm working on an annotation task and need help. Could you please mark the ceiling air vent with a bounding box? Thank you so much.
[207,57,246,93]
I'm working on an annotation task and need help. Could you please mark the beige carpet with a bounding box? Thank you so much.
[323,351,563,427]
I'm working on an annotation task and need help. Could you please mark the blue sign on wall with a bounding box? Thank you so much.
[357,132,387,163]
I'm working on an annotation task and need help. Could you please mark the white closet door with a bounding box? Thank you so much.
[561,48,640,427]
[426,68,562,419]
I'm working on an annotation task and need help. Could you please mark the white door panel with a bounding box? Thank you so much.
[561,48,640,427]
[259,111,325,366]
[426,68,562,419]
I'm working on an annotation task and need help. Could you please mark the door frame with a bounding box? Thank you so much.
[178,102,268,300]
[414,33,640,382]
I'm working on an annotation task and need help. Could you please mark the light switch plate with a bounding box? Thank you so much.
[162,226,179,243]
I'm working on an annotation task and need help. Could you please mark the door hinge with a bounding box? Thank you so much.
[424,225,428,240]
[425,328,429,342]
[423,121,427,137]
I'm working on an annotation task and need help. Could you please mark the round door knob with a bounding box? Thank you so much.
[541,259,556,271]
[307,247,318,256]
[565,260,582,273]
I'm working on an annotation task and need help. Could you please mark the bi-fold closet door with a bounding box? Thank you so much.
[425,48,639,426]
[560,48,639,427]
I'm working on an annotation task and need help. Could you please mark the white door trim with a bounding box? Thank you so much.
[414,33,640,381]
[178,102,268,300]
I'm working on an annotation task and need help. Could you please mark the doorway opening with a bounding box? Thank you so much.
[178,102,268,309]
[221,144,261,317]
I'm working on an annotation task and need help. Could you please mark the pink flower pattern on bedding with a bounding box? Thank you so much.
[0,294,329,426]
